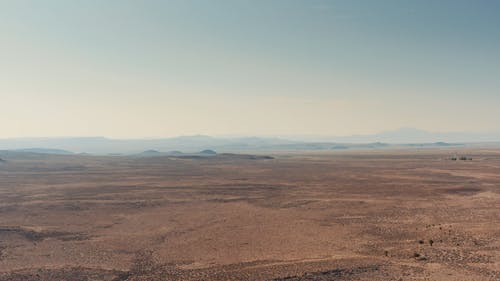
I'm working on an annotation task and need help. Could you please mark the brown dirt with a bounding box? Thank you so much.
[0,149,498,280]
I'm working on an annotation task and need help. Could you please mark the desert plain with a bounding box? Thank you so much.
[0,149,498,280]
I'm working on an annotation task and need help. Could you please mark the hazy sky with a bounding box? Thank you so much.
[1,0,499,138]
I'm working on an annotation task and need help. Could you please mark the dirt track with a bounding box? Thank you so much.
[0,150,498,280]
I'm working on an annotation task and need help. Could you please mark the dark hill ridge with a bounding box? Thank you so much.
[0,149,73,159]
[138,150,162,156]
[199,149,217,155]
[131,148,273,160]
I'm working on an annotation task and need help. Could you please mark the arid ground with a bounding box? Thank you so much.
[0,149,498,280]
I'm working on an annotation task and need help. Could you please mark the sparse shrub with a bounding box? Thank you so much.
[418,240,424,244]
[413,252,420,258]
[429,239,434,246]
[384,250,389,257]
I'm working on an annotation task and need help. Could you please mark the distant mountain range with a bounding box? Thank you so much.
[323,128,500,144]
[0,128,498,155]
[11,148,74,155]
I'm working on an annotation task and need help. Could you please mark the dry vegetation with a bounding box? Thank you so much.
[0,150,498,280]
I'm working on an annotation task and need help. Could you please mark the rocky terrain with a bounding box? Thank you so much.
[0,149,498,280]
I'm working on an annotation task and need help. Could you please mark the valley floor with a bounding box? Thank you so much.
[0,150,498,280]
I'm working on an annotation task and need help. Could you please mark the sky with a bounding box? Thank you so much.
[1,0,499,138]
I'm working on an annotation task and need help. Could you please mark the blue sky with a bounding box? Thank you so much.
[1,0,499,138]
